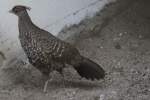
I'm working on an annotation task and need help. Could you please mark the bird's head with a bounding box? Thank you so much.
[9,5,31,16]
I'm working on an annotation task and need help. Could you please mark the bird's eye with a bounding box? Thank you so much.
[12,7,20,13]
[14,9,19,13]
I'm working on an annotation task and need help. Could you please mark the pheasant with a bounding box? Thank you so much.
[9,5,105,92]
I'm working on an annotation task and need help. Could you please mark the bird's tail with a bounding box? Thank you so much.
[74,57,105,80]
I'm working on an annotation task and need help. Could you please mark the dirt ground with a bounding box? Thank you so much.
[0,0,150,100]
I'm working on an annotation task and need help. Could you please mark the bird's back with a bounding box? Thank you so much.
[18,14,81,71]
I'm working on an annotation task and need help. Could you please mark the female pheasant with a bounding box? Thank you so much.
[9,5,105,92]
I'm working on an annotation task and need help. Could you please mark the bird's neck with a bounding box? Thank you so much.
[18,10,34,27]
[18,10,37,36]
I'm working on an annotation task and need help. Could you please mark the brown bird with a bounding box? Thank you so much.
[9,5,105,92]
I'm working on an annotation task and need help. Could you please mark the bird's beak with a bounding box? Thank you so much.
[9,10,13,13]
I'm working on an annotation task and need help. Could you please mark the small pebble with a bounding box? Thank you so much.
[114,43,121,49]
[119,33,123,36]
[99,94,105,100]
[139,35,142,39]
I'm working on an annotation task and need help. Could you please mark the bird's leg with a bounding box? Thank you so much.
[42,74,52,93]
[43,79,50,93]
[59,70,66,86]
[57,64,66,86]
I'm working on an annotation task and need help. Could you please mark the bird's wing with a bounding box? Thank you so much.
[34,29,80,62]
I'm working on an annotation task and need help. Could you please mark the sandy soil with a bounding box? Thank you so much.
[0,0,150,100]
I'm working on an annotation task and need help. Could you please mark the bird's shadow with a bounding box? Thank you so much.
[45,78,105,91]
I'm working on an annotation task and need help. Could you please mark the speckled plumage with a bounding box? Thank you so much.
[18,11,81,76]
[10,5,105,81]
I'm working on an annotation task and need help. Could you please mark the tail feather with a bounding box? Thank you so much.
[74,57,105,80]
